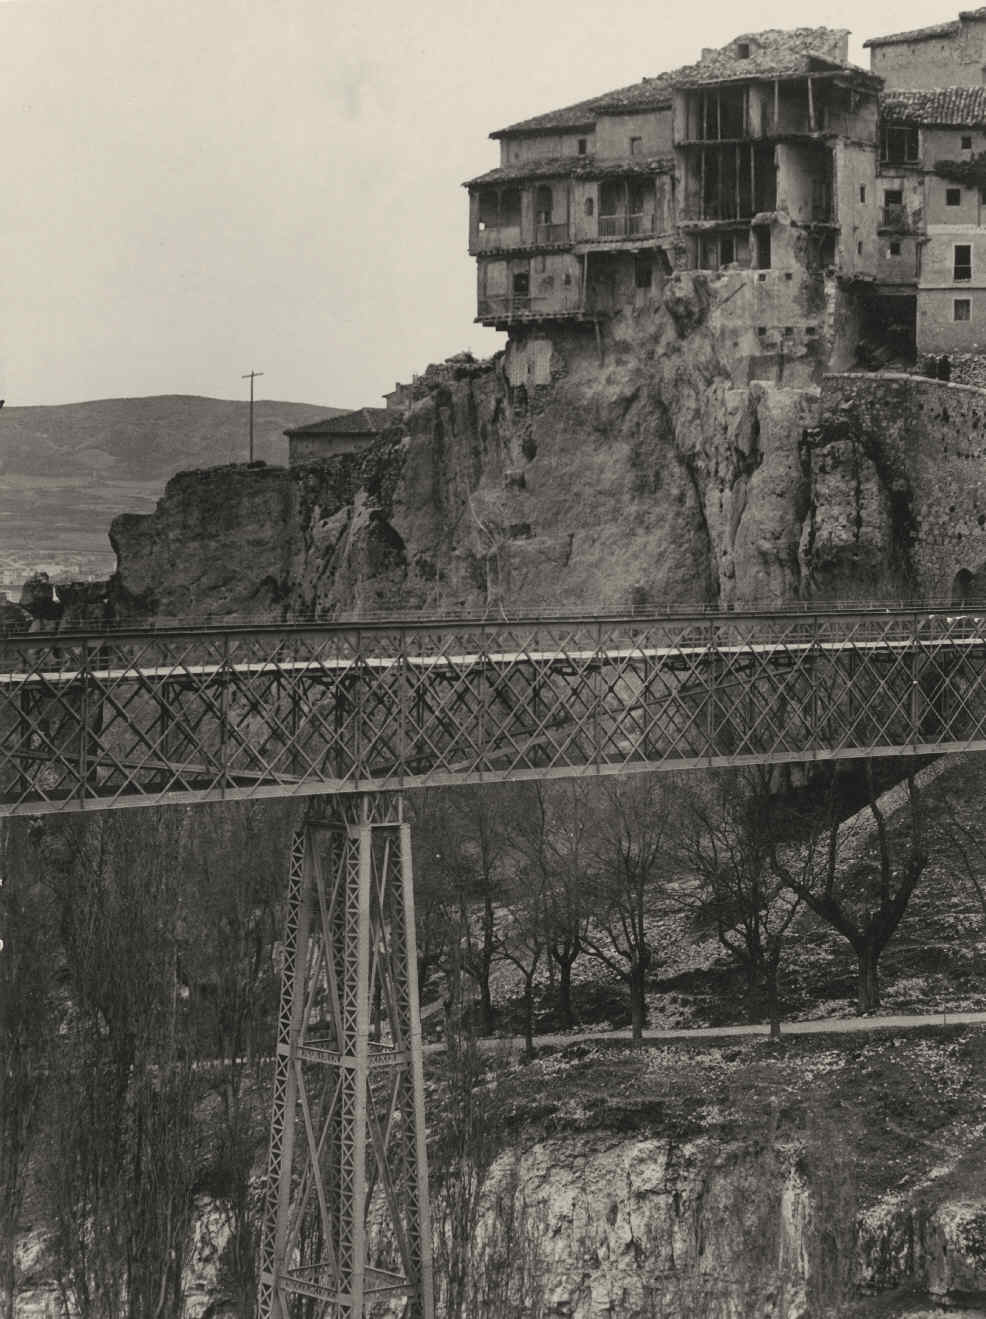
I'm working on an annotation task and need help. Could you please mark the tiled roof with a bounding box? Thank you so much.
[491,30,865,138]
[491,78,672,138]
[464,155,674,188]
[864,18,960,47]
[284,407,394,439]
[880,87,986,125]
[866,8,986,46]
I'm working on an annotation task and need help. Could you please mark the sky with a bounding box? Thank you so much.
[0,0,955,409]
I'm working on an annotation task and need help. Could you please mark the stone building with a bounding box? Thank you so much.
[465,26,881,361]
[865,7,986,89]
[284,407,394,465]
[464,15,986,364]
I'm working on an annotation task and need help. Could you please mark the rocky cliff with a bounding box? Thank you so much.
[104,273,821,622]
[104,273,986,626]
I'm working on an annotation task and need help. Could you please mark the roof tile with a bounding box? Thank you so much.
[864,18,961,47]
[285,407,395,439]
[491,79,672,138]
[464,154,674,188]
[880,86,986,126]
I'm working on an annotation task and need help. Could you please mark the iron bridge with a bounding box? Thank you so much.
[8,603,986,1318]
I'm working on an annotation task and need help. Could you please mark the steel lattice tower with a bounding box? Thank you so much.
[256,794,434,1317]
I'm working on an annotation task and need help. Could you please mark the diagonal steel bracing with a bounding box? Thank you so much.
[256,794,433,1318]
[3,607,986,814]
[11,605,986,1317]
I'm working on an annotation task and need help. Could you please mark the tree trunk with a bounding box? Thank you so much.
[558,957,574,1028]
[522,977,535,1061]
[766,965,781,1040]
[857,941,881,1013]
[1,1240,15,1319]
[628,962,647,1044]
[478,974,494,1035]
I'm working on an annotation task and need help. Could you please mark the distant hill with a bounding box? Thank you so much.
[0,394,348,483]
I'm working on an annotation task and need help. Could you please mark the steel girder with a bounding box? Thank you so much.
[1,607,986,814]
[256,794,433,1318]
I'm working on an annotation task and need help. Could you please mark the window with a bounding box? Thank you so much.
[881,124,919,164]
[884,189,903,206]
[857,240,863,255]
[955,298,972,321]
[963,134,973,149]
[947,187,962,207]
[584,196,594,217]
[889,240,902,256]
[634,254,652,288]
[755,227,771,269]
[578,137,587,155]
[859,185,866,203]
[737,41,750,58]
[512,271,530,295]
[629,136,642,155]
[720,235,735,265]
[955,244,973,280]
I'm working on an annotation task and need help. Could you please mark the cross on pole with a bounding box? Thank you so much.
[242,370,264,462]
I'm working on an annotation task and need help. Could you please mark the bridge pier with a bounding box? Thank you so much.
[257,793,434,1318]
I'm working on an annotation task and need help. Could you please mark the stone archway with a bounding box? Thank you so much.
[950,566,986,605]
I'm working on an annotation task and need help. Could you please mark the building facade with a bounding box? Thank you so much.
[465,26,882,366]
[465,14,986,363]
[285,408,395,465]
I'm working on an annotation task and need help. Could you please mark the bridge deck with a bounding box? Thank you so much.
[1,606,984,815]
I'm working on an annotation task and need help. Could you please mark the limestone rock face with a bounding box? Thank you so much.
[421,1131,842,1319]
[107,295,830,622]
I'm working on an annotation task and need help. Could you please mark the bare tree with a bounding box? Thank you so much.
[0,820,56,1319]
[677,770,801,1038]
[581,776,679,1042]
[772,762,928,1013]
[513,782,590,1029]
[37,810,201,1318]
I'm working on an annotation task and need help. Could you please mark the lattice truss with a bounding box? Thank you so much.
[3,608,986,814]
[256,794,433,1318]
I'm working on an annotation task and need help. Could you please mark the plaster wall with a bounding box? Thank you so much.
[921,125,986,168]
[875,233,921,283]
[926,181,981,226]
[868,21,986,89]
[920,228,986,284]
[705,266,828,386]
[917,287,986,351]
[775,142,831,221]
[531,250,583,311]
[478,252,584,317]
[500,131,595,166]
[816,372,986,596]
[594,109,671,158]
[834,141,879,274]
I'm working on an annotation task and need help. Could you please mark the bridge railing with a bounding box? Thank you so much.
[1,606,985,815]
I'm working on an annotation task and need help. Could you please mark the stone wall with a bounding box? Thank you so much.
[806,372,986,599]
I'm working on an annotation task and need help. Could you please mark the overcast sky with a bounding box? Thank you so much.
[0,0,951,409]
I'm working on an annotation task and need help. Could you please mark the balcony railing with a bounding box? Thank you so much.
[477,295,535,318]
[477,294,586,320]
[597,213,655,238]
[472,225,523,252]
[535,221,570,245]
